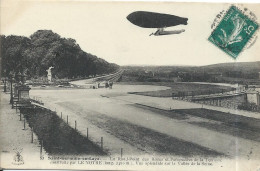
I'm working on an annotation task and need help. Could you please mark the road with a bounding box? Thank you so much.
[70,70,124,86]
[30,84,260,158]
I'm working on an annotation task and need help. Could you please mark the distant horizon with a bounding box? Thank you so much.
[120,61,260,67]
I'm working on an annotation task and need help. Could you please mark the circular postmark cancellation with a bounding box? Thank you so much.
[208,5,259,59]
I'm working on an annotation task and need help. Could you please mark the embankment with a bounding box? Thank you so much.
[20,107,106,155]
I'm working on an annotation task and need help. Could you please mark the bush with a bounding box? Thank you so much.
[237,102,260,112]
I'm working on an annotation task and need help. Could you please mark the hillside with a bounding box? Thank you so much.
[202,61,260,72]
[121,61,260,83]
[1,30,119,79]
[123,61,260,73]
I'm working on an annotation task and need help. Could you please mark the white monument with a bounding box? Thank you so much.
[46,66,54,82]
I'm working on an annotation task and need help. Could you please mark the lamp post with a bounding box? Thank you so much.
[3,70,7,92]
[9,72,15,108]
[4,77,7,92]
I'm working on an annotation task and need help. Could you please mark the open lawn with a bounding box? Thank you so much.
[119,82,233,97]
[173,108,260,132]
[86,111,223,157]
[173,108,260,142]
[133,104,260,142]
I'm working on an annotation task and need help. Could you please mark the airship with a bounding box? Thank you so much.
[127,11,188,36]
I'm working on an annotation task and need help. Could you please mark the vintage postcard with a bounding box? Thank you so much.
[1,1,260,170]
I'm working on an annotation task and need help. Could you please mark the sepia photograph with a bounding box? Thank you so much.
[0,1,260,170]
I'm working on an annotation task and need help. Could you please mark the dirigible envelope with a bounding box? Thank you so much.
[127,11,188,28]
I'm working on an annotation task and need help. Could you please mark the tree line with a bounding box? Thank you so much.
[1,30,119,79]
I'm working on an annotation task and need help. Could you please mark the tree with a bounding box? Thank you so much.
[1,30,119,79]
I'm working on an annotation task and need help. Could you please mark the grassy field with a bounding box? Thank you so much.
[173,108,260,142]
[173,108,260,131]
[133,105,260,142]
[133,104,189,120]
[86,112,223,157]
[119,82,233,97]
[190,121,260,142]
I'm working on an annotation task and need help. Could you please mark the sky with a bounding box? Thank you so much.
[1,0,260,66]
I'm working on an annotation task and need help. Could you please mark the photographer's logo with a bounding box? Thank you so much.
[12,148,24,165]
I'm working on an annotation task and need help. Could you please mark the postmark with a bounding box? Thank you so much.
[208,5,259,59]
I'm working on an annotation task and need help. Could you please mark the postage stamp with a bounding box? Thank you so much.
[208,5,259,59]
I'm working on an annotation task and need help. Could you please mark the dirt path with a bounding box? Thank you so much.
[0,93,49,169]
[31,96,145,156]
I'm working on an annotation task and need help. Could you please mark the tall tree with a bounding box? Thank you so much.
[1,30,119,79]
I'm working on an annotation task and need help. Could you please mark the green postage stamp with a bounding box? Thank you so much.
[208,5,259,59]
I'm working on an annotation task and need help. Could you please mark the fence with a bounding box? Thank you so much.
[172,91,246,110]
[12,97,126,157]
[171,88,237,99]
